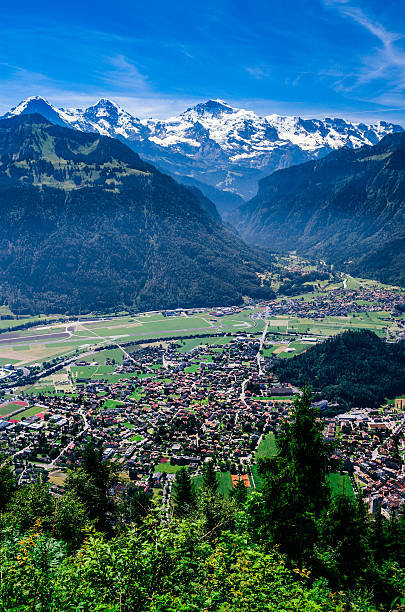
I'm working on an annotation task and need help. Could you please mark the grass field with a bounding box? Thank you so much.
[14,406,44,421]
[122,422,134,429]
[103,399,125,409]
[184,364,200,373]
[154,462,184,474]
[192,471,233,497]
[255,433,278,460]
[327,473,355,498]
[0,285,398,373]
[177,336,233,354]
[250,465,264,489]
[0,402,26,416]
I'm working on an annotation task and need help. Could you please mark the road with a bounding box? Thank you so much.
[256,310,270,376]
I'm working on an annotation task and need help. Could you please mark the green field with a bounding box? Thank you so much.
[123,422,134,429]
[14,406,44,421]
[154,462,184,474]
[255,433,278,460]
[327,473,355,498]
[103,399,125,409]
[193,471,233,497]
[85,348,124,364]
[0,402,26,416]
[184,364,200,373]
[177,335,233,354]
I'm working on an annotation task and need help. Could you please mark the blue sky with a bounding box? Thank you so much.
[1,0,405,123]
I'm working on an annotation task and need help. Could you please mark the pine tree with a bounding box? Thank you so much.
[0,459,15,510]
[232,478,248,507]
[255,388,330,562]
[202,460,218,494]
[277,386,330,512]
[172,467,196,517]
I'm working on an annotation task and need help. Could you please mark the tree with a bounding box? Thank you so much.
[250,389,330,562]
[5,479,54,532]
[231,478,248,507]
[172,468,196,517]
[53,492,89,550]
[129,488,153,525]
[201,460,218,494]
[276,386,330,513]
[0,460,15,510]
[65,442,118,532]
[319,494,370,587]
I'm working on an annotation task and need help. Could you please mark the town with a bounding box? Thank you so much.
[0,274,403,520]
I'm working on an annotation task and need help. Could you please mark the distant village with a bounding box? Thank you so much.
[0,281,403,517]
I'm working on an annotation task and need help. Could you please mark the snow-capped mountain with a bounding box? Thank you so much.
[2,96,403,206]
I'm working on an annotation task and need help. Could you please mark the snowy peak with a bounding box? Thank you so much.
[183,99,236,118]
[265,114,403,151]
[1,96,403,199]
[6,96,69,127]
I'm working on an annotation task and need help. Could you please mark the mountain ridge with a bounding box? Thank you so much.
[2,96,402,205]
[235,131,405,286]
[0,113,275,313]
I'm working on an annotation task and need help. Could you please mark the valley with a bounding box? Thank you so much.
[0,261,403,524]
[2,1,405,609]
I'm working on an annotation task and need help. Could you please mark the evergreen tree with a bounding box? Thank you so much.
[319,494,370,586]
[231,477,248,507]
[129,488,153,525]
[0,460,15,510]
[201,460,218,494]
[252,388,330,562]
[276,386,330,512]
[172,468,196,517]
[65,442,118,532]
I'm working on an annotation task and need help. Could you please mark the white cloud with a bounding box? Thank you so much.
[99,55,150,92]
[322,0,405,98]
[245,65,271,79]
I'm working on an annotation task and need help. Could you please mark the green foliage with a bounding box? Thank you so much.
[172,467,196,517]
[231,478,248,507]
[65,442,118,532]
[0,460,15,510]
[0,519,345,611]
[0,404,402,609]
[201,459,219,494]
[4,479,55,532]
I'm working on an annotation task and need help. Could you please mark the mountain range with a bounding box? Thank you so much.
[0,114,275,314]
[2,96,402,210]
[236,131,405,287]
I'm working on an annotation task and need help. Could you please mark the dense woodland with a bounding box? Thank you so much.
[273,330,405,412]
[237,133,405,287]
[0,391,403,611]
[0,114,275,314]
[278,270,331,296]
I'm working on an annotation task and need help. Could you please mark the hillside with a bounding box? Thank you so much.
[0,114,275,314]
[272,330,405,411]
[236,133,405,286]
[1,97,402,208]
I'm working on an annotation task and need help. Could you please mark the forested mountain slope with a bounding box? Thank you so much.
[273,330,405,412]
[0,114,274,314]
[237,133,405,286]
